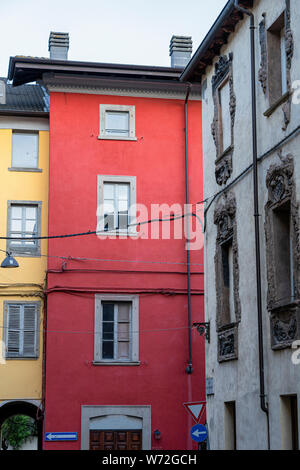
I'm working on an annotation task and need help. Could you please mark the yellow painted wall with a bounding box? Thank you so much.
[0,126,49,402]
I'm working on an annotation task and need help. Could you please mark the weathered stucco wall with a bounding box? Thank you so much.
[202,0,300,450]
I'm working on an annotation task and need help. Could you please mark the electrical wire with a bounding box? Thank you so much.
[0,323,203,337]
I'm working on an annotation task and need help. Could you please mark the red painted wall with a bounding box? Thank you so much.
[44,91,204,450]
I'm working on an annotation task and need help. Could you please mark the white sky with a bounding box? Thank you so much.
[1,0,228,76]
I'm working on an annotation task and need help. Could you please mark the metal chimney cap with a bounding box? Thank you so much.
[48,32,69,60]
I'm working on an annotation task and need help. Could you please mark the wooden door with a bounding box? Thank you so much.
[90,430,142,450]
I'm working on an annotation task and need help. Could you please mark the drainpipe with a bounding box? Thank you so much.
[234,0,270,449]
[184,83,193,375]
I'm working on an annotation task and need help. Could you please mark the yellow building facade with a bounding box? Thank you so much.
[0,80,49,449]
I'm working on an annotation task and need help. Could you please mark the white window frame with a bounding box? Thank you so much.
[94,294,139,365]
[97,175,137,236]
[11,130,39,170]
[6,200,42,256]
[98,104,137,141]
[3,301,40,359]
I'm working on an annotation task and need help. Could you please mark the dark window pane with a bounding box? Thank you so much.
[103,303,114,321]
[103,322,114,340]
[102,341,114,359]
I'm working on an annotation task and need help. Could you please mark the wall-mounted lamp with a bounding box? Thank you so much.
[193,322,210,343]
[1,252,19,268]
[153,429,161,440]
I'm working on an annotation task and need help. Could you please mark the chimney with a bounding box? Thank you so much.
[169,35,192,68]
[0,79,6,105]
[48,32,69,60]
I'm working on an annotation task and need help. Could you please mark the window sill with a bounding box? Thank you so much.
[8,167,42,173]
[5,356,39,360]
[93,361,140,366]
[264,91,290,118]
[8,251,40,258]
[98,135,137,141]
[269,298,300,312]
[96,230,138,238]
[215,145,234,164]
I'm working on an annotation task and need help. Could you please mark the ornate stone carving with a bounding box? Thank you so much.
[271,306,300,350]
[211,54,236,186]
[215,153,233,187]
[265,151,294,205]
[218,325,238,362]
[265,152,300,350]
[282,0,294,131]
[258,14,267,94]
[214,193,241,353]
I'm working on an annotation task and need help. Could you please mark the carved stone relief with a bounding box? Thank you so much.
[264,151,300,350]
[218,325,238,362]
[214,192,241,362]
[211,54,236,186]
[282,0,294,131]
[258,14,267,94]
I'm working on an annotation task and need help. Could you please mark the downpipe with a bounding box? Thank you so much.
[184,84,193,375]
[234,0,270,449]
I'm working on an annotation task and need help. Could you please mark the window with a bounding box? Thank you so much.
[3,302,40,358]
[103,182,129,232]
[97,175,136,235]
[214,193,241,363]
[94,294,139,364]
[224,401,237,450]
[99,105,136,141]
[272,201,295,305]
[12,131,39,169]
[267,13,288,105]
[281,395,299,450]
[7,201,41,256]
[221,239,235,325]
[211,54,236,186]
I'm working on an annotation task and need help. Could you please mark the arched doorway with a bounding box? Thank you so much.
[0,401,43,450]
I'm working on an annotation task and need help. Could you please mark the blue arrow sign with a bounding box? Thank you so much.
[190,424,208,443]
[45,432,77,442]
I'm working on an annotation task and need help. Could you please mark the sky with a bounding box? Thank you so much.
[0,0,228,77]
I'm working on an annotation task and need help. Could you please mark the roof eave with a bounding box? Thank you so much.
[180,0,253,82]
[8,57,184,87]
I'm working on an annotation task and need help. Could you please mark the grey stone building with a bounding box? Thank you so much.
[181,0,300,449]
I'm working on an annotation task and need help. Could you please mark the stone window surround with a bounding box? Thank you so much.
[6,200,42,257]
[211,53,236,186]
[97,175,137,237]
[93,294,139,365]
[2,301,41,359]
[264,152,300,350]
[214,192,241,363]
[258,0,294,131]
[98,104,137,141]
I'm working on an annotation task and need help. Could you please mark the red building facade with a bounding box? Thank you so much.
[9,54,204,450]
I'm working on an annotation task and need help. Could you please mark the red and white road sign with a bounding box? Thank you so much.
[183,401,206,424]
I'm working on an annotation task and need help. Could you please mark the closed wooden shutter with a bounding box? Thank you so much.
[23,305,37,356]
[7,305,21,356]
[6,303,38,358]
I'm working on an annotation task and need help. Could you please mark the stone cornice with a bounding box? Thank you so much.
[41,74,202,100]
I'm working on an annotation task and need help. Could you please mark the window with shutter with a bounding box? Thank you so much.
[101,302,131,361]
[4,302,40,358]
[94,294,139,365]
